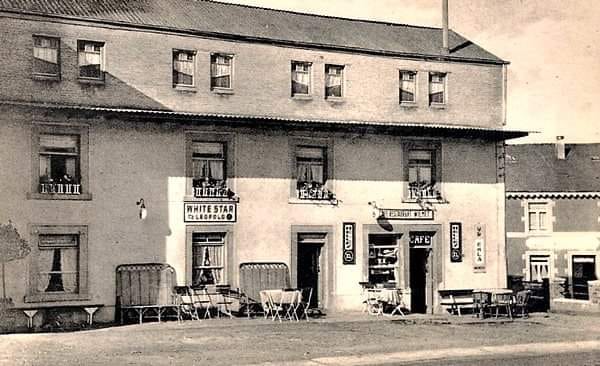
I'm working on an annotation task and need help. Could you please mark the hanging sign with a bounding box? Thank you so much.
[184,202,237,222]
[409,232,433,248]
[378,208,434,220]
[450,222,462,263]
[342,222,356,265]
[473,223,486,270]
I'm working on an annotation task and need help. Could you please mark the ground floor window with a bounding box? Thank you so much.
[368,235,399,285]
[27,225,88,302]
[192,232,225,286]
[527,254,551,282]
[572,255,597,300]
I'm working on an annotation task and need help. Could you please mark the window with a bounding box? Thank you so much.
[27,225,88,302]
[192,233,225,286]
[296,146,330,200]
[429,72,446,104]
[78,40,104,80]
[31,124,90,200]
[210,54,233,89]
[325,64,344,98]
[33,36,60,78]
[527,202,549,232]
[368,234,399,285]
[291,61,311,96]
[528,254,551,282]
[173,50,195,87]
[407,149,439,200]
[399,71,416,103]
[186,134,235,199]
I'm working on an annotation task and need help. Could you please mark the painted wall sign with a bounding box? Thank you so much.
[409,232,433,248]
[450,222,462,263]
[473,223,486,270]
[342,222,356,265]
[184,202,237,222]
[378,208,434,220]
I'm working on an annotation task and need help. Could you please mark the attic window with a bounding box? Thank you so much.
[591,156,600,162]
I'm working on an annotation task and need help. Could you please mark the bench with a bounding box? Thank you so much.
[15,304,104,329]
[439,289,474,316]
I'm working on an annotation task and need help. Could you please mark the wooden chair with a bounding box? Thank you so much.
[472,291,491,318]
[512,290,531,318]
[178,293,200,321]
[492,293,513,319]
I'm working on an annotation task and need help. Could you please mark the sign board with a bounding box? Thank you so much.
[184,202,237,223]
[342,222,356,265]
[378,209,434,220]
[450,222,462,263]
[473,223,486,270]
[409,232,433,248]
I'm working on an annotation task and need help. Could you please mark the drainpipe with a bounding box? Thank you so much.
[442,0,449,54]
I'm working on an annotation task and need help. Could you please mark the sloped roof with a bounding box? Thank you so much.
[505,144,600,192]
[0,0,506,64]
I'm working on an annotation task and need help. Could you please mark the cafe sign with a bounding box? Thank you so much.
[184,202,237,223]
[378,208,434,220]
[342,222,356,265]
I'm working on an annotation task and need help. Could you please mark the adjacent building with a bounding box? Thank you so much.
[0,0,526,326]
[506,140,600,312]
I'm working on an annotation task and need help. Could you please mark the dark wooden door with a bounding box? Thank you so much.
[572,256,597,300]
[297,244,321,308]
[410,248,428,313]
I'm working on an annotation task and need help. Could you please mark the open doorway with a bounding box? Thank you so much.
[409,248,429,313]
[297,233,325,308]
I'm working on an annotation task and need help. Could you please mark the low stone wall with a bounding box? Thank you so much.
[589,280,600,305]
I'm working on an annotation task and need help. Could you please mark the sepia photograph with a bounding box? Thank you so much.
[0,0,599,364]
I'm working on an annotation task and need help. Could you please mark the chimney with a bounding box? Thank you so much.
[442,0,449,54]
[556,136,566,160]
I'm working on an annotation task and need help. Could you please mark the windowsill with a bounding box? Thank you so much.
[288,197,338,205]
[78,77,105,85]
[184,195,239,202]
[173,84,197,93]
[32,74,60,82]
[325,96,345,103]
[211,87,234,95]
[400,101,417,108]
[25,293,90,303]
[291,94,313,101]
[27,192,93,201]
[429,103,446,109]
[402,197,448,204]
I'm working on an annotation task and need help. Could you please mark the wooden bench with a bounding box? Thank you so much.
[15,304,104,329]
[439,289,474,316]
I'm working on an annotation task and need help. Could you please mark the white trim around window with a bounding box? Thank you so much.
[523,200,554,234]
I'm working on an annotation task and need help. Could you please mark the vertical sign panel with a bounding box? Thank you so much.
[342,222,355,265]
[450,222,462,263]
[473,223,486,271]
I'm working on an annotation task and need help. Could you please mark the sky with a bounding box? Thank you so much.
[219,0,600,144]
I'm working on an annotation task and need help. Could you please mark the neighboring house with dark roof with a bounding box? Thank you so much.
[0,0,526,329]
[505,140,600,311]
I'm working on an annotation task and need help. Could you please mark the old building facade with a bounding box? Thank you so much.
[0,0,525,326]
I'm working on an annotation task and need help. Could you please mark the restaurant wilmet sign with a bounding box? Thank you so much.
[184,202,236,222]
[378,208,434,220]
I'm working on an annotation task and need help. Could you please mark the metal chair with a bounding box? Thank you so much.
[215,285,234,318]
[191,286,214,319]
[178,293,200,321]
[259,290,273,319]
[267,291,285,322]
[298,287,313,321]
[365,289,383,316]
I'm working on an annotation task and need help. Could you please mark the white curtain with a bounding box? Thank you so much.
[61,247,78,293]
[33,47,58,63]
[79,52,100,67]
[36,250,54,293]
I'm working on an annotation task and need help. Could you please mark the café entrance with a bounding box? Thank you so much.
[408,232,435,314]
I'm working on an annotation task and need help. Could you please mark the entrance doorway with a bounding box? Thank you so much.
[410,248,430,313]
[572,255,597,300]
[297,234,325,308]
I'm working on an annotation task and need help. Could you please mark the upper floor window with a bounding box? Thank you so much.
[295,145,335,200]
[30,124,91,200]
[325,64,344,98]
[186,134,236,200]
[291,61,311,96]
[399,71,416,103]
[405,142,442,201]
[429,72,446,105]
[78,40,104,80]
[211,54,233,89]
[527,202,550,232]
[33,36,60,78]
[39,134,81,195]
[173,49,195,87]
[27,225,88,303]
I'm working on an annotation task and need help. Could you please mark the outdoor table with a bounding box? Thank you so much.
[260,289,302,320]
[364,288,405,316]
[472,288,513,318]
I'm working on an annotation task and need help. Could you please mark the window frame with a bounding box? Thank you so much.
[210,53,234,92]
[324,64,344,99]
[77,40,105,82]
[428,72,447,106]
[524,200,553,234]
[172,49,197,89]
[399,70,417,105]
[185,132,235,200]
[29,124,91,201]
[291,61,313,98]
[402,140,442,202]
[289,137,335,202]
[32,35,61,80]
[186,225,233,287]
[525,251,554,282]
[26,225,89,303]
